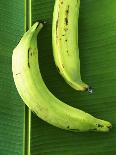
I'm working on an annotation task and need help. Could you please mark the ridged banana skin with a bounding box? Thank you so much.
[52,0,90,91]
[12,22,112,132]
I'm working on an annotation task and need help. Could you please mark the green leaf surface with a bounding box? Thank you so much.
[0,0,116,155]
[0,0,25,155]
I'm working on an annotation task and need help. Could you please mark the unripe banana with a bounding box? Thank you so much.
[12,22,112,132]
[52,0,92,92]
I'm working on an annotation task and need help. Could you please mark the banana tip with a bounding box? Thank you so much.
[86,86,93,94]
[38,20,47,25]
[107,124,112,130]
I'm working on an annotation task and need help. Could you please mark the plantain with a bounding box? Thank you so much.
[12,22,111,132]
[52,0,92,92]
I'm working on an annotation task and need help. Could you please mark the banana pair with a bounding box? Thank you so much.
[12,0,112,132]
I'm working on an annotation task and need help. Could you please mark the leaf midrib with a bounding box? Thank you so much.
[24,0,32,155]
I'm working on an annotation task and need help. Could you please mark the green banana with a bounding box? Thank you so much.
[12,22,112,132]
[52,0,92,92]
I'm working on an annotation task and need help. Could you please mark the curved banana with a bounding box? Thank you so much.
[52,0,92,92]
[12,22,111,132]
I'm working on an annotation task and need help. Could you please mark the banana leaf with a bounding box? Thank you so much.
[0,0,116,154]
